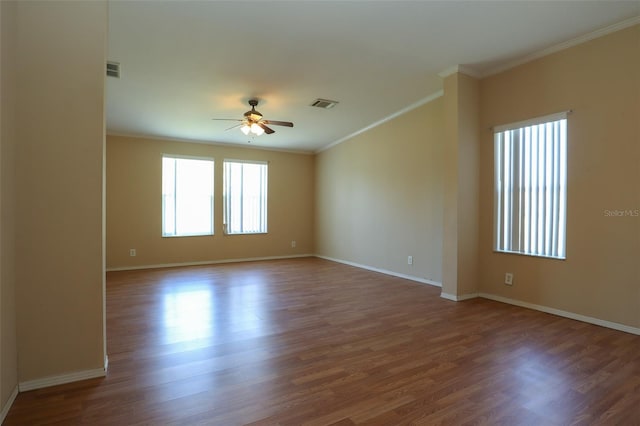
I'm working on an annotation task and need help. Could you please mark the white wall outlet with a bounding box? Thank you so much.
[129,249,136,257]
[291,240,296,248]
[505,272,513,285]
[408,255,413,265]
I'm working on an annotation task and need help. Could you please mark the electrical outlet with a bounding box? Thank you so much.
[129,249,136,257]
[291,240,296,248]
[408,256,413,265]
[505,273,513,286]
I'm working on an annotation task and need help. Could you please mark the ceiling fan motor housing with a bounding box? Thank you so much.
[244,99,263,122]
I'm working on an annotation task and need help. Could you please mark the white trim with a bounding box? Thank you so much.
[493,110,569,133]
[317,90,444,153]
[106,132,315,155]
[484,16,640,77]
[315,255,442,288]
[223,158,268,165]
[479,293,640,336]
[106,254,313,272]
[0,385,19,424]
[438,65,481,79]
[19,364,107,392]
[440,292,479,302]
[440,292,457,301]
[161,153,215,162]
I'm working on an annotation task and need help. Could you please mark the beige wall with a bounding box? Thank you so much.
[1,0,18,412]
[106,135,315,269]
[14,1,107,381]
[442,73,480,298]
[478,25,640,328]
[315,99,444,284]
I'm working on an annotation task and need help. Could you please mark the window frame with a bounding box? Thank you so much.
[161,154,215,238]
[223,159,269,235]
[493,111,568,260]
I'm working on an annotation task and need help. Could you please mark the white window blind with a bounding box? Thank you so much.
[162,156,214,237]
[223,160,268,234]
[494,112,567,259]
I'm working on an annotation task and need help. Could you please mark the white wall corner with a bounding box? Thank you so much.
[440,292,479,302]
[0,385,19,424]
[440,292,458,301]
[438,65,481,79]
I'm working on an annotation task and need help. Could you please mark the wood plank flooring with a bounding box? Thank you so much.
[4,258,640,425]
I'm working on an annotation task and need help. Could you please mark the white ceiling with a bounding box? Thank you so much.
[107,1,640,153]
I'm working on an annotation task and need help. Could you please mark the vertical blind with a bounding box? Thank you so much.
[223,160,268,234]
[162,156,214,237]
[494,112,567,259]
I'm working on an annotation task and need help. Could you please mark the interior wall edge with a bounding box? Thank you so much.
[0,385,18,425]
[440,292,479,302]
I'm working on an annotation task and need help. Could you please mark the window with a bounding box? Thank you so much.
[162,155,214,237]
[223,160,268,234]
[494,112,567,259]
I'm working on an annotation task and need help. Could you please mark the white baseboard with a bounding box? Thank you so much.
[315,255,442,288]
[106,254,313,272]
[479,293,640,336]
[0,385,19,424]
[19,363,107,392]
[109,255,639,336]
[440,292,479,302]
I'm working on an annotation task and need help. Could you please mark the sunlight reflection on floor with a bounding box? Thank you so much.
[162,282,266,345]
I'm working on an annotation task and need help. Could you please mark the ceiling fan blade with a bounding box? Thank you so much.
[263,120,294,127]
[258,123,275,134]
[224,123,243,131]
[211,118,242,122]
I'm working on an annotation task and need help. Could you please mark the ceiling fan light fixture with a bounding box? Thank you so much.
[250,122,265,136]
[215,99,293,137]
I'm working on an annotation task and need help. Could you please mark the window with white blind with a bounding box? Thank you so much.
[494,112,568,259]
[162,155,214,237]
[223,160,268,234]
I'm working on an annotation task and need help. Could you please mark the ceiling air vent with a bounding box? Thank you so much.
[310,98,338,109]
[106,61,121,78]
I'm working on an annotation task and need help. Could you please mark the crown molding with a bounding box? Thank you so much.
[106,132,315,155]
[438,65,481,79]
[483,15,640,77]
[318,90,444,153]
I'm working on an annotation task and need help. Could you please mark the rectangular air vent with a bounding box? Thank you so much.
[310,98,338,109]
[106,61,120,78]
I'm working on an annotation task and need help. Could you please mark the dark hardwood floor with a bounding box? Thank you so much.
[5,258,640,425]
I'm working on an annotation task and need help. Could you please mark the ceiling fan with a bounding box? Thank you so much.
[212,99,294,136]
